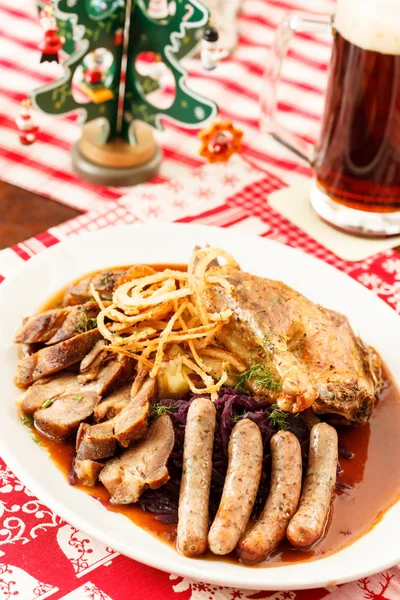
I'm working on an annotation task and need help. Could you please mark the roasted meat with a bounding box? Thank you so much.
[34,390,100,440]
[74,458,104,487]
[99,414,174,504]
[204,265,382,424]
[14,310,70,344]
[94,383,132,422]
[82,356,134,397]
[15,329,102,387]
[46,302,100,345]
[114,377,156,448]
[16,373,82,415]
[76,420,116,461]
[63,269,127,306]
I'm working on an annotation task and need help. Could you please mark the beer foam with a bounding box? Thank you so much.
[335,0,400,55]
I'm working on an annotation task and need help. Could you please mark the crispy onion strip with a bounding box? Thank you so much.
[93,247,236,400]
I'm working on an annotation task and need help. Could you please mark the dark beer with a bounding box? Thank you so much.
[315,32,400,213]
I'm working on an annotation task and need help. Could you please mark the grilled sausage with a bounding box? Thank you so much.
[177,397,216,557]
[208,419,263,555]
[287,422,338,548]
[237,430,302,564]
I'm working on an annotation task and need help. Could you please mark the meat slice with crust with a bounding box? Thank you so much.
[16,373,81,415]
[100,414,174,504]
[76,420,116,461]
[113,377,156,448]
[94,383,132,422]
[46,302,100,345]
[62,269,127,306]
[15,329,102,387]
[14,309,70,344]
[34,391,100,440]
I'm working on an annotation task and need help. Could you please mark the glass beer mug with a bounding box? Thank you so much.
[261,0,400,237]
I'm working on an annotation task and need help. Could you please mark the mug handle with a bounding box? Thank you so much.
[260,14,333,167]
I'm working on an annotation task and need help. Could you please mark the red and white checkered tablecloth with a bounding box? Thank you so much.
[1,1,400,599]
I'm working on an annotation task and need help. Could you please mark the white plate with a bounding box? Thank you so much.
[0,223,399,591]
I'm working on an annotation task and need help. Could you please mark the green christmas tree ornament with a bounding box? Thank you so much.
[32,0,218,186]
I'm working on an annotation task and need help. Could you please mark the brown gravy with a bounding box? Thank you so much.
[24,266,400,566]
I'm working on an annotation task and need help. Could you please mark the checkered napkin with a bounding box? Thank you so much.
[0,158,400,600]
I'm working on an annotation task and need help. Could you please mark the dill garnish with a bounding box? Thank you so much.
[73,395,83,402]
[261,333,275,355]
[22,415,34,427]
[267,404,300,430]
[75,308,97,333]
[151,404,179,418]
[233,362,281,394]
[32,436,42,445]
[268,406,290,430]
[41,398,53,409]
[232,411,247,423]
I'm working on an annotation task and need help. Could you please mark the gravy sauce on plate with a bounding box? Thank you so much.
[23,266,400,566]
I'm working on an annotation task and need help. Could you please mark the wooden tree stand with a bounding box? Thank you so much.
[72,120,162,186]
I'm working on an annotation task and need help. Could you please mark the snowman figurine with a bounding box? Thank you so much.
[201,24,227,71]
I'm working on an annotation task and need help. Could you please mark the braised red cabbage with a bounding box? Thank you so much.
[139,388,310,524]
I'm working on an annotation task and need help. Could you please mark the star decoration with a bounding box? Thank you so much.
[198,119,243,163]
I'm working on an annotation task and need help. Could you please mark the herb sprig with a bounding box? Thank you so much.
[267,404,300,430]
[75,308,97,334]
[22,415,34,427]
[233,362,281,394]
[231,411,247,423]
[151,404,179,418]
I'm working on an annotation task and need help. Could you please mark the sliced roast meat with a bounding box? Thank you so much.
[83,356,135,397]
[19,343,37,358]
[34,391,100,441]
[113,377,156,448]
[15,329,102,387]
[63,269,127,306]
[74,458,104,487]
[76,420,116,461]
[94,383,132,422]
[16,373,82,415]
[78,349,109,384]
[47,302,100,345]
[80,340,108,374]
[14,308,70,344]
[100,414,174,504]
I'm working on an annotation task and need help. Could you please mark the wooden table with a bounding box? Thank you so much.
[0,180,81,250]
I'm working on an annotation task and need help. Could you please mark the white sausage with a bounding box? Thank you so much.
[177,397,216,557]
[208,419,263,555]
[287,422,338,548]
[237,430,302,564]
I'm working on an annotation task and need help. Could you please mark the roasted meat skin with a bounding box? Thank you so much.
[15,329,102,387]
[204,266,382,424]
[14,309,70,344]
[63,269,127,306]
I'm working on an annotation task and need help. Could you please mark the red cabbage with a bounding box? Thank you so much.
[139,387,310,524]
